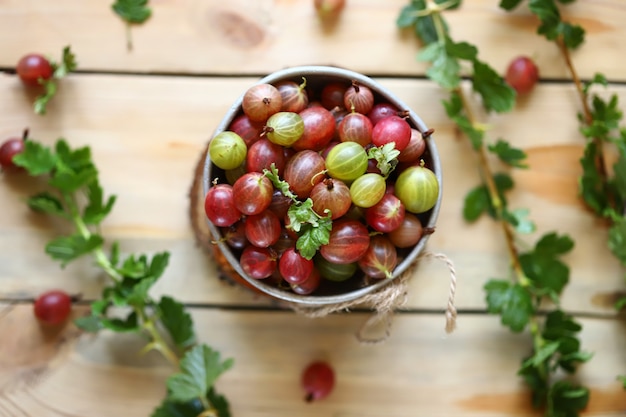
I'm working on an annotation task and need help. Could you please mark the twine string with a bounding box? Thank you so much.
[291,250,458,343]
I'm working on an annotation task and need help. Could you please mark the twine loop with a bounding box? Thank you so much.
[290,250,458,344]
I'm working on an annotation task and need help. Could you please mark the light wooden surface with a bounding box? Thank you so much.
[1,1,625,416]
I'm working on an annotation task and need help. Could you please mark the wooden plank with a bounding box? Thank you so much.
[0,304,624,416]
[0,74,624,314]
[0,0,625,80]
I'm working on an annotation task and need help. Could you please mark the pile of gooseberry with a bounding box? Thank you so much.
[204,74,439,296]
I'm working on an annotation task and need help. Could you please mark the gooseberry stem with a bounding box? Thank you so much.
[555,38,609,184]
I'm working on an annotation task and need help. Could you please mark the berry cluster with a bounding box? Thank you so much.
[204,75,439,296]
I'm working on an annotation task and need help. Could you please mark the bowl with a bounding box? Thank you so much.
[202,65,442,307]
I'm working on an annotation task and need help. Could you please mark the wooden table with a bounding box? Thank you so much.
[1,1,625,416]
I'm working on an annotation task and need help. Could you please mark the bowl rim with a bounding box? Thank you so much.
[203,65,443,306]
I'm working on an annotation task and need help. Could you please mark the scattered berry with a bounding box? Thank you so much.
[505,56,539,95]
[0,136,25,170]
[34,290,72,325]
[16,54,54,86]
[302,360,335,402]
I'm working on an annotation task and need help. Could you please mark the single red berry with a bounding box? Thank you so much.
[505,56,539,95]
[302,360,335,402]
[0,137,25,170]
[34,290,72,325]
[16,53,54,86]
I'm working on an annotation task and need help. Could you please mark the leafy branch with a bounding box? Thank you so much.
[501,0,626,389]
[12,137,233,417]
[397,0,591,413]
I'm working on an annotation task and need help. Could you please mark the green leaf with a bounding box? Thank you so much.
[548,381,590,417]
[583,73,608,95]
[112,0,152,23]
[499,0,524,10]
[419,42,461,89]
[83,181,117,225]
[521,341,560,368]
[48,165,98,193]
[520,232,573,297]
[117,254,149,278]
[503,207,536,234]
[608,218,626,266]
[463,185,490,221]
[560,21,586,50]
[207,388,232,417]
[296,216,332,260]
[618,375,626,389]
[488,139,528,168]
[613,148,626,204]
[45,234,104,266]
[527,0,586,49]
[367,143,400,177]
[55,140,93,172]
[445,38,478,61]
[101,311,140,332]
[166,344,234,403]
[27,192,67,218]
[52,45,78,78]
[520,252,569,297]
[148,251,170,279]
[484,279,533,332]
[442,92,484,149]
[151,398,204,417]
[396,4,421,28]
[518,363,549,409]
[542,310,592,372]
[73,314,103,332]
[579,141,608,215]
[124,276,158,307]
[110,241,120,266]
[11,140,57,175]
[472,59,517,113]
[159,296,197,351]
[534,232,575,257]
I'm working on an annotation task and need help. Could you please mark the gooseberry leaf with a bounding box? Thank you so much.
[484,279,533,333]
[52,45,78,78]
[418,42,461,89]
[472,59,516,113]
[45,234,104,266]
[463,185,490,222]
[158,296,197,351]
[367,143,400,178]
[442,91,484,149]
[608,218,626,267]
[547,381,590,416]
[12,140,57,175]
[151,398,204,417]
[296,216,332,260]
[499,0,524,10]
[166,344,234,403]
[27,192,67,218]
[503,208,536,234]
[83,181,117,225]
[488,139,528,168]
[112,0,151,23]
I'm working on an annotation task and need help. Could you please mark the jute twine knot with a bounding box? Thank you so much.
[289,250,458,344]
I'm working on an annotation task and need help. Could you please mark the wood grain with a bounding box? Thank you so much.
[0,305,624,417]
[0,1,625,80]
[1,2,625,415]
